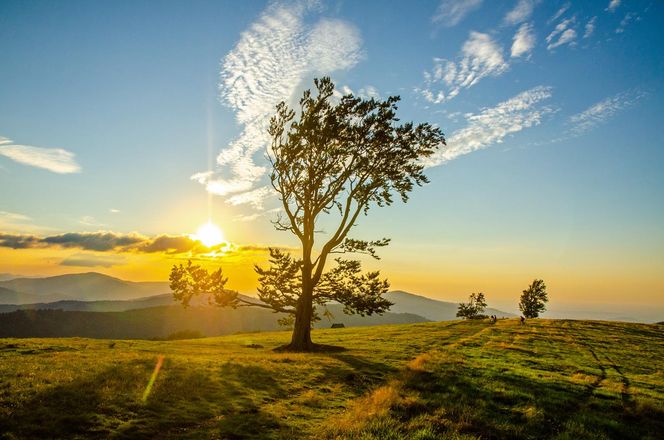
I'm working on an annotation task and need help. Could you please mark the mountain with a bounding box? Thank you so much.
[0,287,44,305]
[0,272,169,303]
[0,305,428,339]
[0,293,176,313]
[384,290,515,321]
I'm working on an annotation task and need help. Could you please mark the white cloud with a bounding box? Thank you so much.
[432,0,483,27]
[358,85,381,100]
[194,1,363,209]
[227,187,274,210]
[549,2,570,24]
[109,208,120,214]
[504,0,537,26]
[511,22,536,58]
[546,17,577,50]
[584,16,597,39]
[424,86,554,166]
[616,12,636,34]
[606,0,621,13]
[419,32,508,103]
[0,211,32,232]
[0,136,81,174]
[569,90,645,135]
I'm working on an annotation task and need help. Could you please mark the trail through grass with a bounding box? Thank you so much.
[0,319,662,439]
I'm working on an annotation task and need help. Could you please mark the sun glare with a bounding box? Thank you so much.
[195,221,225,247]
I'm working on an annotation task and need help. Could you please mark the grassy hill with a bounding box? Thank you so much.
[1,319,662,439]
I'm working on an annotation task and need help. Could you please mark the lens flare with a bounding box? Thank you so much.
[142,354,165,403]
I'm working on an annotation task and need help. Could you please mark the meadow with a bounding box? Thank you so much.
[0,319,662,439]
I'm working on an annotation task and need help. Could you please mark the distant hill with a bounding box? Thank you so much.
[384,290,515,321]
[0,293,177,313]
[0,272,169,303]
[0,304,428,339]
[0,287,43,305]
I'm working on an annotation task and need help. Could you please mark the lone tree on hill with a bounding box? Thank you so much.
[456,292,488,320]
[519,279,548,318]
[170,77,445,351]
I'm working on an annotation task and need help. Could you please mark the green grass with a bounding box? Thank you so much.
[0,319,662,439]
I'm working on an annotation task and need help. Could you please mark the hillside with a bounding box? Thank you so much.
[0,304,428,339]
[0,272,169,303]
[0,319,661,439]
[385,290,515,320]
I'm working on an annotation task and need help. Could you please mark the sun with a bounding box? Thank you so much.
[194,221,226,247]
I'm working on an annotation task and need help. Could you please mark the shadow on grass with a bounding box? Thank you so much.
[383,362,664,440]
[0,358,292,439]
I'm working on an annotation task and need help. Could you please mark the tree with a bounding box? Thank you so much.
[170,77,445,351]
[456,292,488,320]
[518,279,548,318]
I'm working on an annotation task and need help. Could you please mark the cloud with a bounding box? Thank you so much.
[606,0,621,13]
[569,90,645,135]
[549,2,570,24]
[616,12,636,34]
[511,23,536,58]
[193,1,363,210]
[109,209,120,214]
[423,86,554,166]
[584,16,597,39]
[0,137,81,174]
[504,0,537,26]
[546,17,577,50]
[79,216,106,227]
[432,0,483,27]
[419,31,508,103]
[60,253,126,268]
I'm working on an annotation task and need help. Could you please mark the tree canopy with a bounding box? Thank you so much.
[519,279,548,318]
[456,292,488,320]
[170,77,445,351]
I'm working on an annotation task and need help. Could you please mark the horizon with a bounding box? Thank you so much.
[1,0,663,318]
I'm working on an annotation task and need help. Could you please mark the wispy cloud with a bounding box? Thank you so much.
[432,0,483,27]
[419,31,508,104]
[193,1,363,210]
[584,16,597,39]
[424,86,554,166]
[606,0,621,13]
[504,0,538,26]
[549,2,570,24]
[0,137,81,174]
[616,12,637,34]
[546,17,577,50]
[61,253,126,268]
[511,22,536,58]
[0,211,33,232]
[569,90,645,135]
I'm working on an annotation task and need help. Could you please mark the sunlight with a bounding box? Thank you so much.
[194,221,226,247]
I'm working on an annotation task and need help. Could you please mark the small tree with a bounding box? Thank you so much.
[456,292,488,319]
[519,279,548,318]
[170,77,445,351]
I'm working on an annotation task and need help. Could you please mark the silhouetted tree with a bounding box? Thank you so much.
[519,279,548,318]
[170,77,445,351]
[456,292,488,319]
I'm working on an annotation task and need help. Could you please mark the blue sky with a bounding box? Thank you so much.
[0,0,662,313]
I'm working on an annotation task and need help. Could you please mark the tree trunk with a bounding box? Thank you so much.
[288,297,313,351]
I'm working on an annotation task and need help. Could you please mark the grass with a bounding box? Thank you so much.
[0,319,662,439]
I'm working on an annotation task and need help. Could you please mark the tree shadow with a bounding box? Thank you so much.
[386,360,664,439]
[1,358,292,439]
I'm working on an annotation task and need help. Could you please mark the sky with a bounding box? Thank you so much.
[1,0,662,316]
